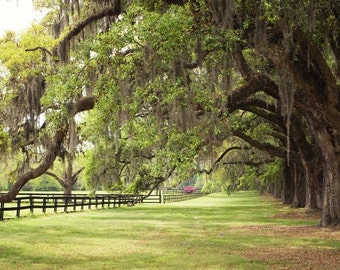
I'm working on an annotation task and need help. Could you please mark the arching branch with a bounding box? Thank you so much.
[57,1,121,63]
[0,97,95,203]
[0,129,65,202]
[140,166,176,200]
[232,44,253,80]
[61,3,121,44]
[237,98,285,133]
[223,159,275,167]
[45,171,66,188]
[226,75,279,113]
[199,146,249,174]
[232,129,298,162]
[25,47,53,56]
[71,167,84,185]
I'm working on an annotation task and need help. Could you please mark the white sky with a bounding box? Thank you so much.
[0,0,42,37]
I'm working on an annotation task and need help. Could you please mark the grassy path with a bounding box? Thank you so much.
[0,192,339,269]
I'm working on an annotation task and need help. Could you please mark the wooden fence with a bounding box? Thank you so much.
[0,193,142,220]
[0,191,208,220]
[163,192,208,203]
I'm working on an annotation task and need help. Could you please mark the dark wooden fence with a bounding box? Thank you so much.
[0,191,208,220]
[163,192,208,203]
[0,193,142,220]
[141,192,208,204]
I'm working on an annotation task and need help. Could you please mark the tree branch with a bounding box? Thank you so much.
[0,97,95,203]
[25,47,53,56]
[0,129,65,202]
[232,129,298,162]
[72,167,84,185]
[223,159,275,167]
[135,166,176,204]
[232,44,253,80]
[45,171,66,188]
[226,75,279,113]
[57,1,121,63]
[199,146,248,174]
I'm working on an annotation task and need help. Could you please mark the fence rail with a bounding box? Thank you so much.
[0,193,142,220]
[0,191,208,220]
[163,192,208,203]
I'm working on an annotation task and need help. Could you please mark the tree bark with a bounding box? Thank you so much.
[57,2,122,63]
[291,163,306,208]
[302,158,319,209]
[305,112,340,226]
[0,97,94,203]
[282,161,294,204]
[0,130,65,202]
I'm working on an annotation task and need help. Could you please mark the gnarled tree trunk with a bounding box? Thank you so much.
[305,112,340,226]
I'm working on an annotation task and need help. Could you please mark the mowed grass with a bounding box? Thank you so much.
[0,191,339,270]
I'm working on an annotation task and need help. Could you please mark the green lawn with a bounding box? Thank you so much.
[0,192,339,270]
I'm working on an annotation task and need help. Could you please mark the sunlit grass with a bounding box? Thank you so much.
[0,191,338,270]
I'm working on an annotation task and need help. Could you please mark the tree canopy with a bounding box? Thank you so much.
[0,0,339,226]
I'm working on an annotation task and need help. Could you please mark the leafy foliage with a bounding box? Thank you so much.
[0,0,339,227]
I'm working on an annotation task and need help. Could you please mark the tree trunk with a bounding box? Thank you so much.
[306,113,340,226]
[319,139,340,226]
[315,170,324,209]
[0,130,65,202]
[291,163,306,208]
[301,158,319,209]
[281,161,294,204]
[64,182,73,197]
[63,148,75,201]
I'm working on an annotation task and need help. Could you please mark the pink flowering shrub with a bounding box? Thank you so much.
[184,185,196,193]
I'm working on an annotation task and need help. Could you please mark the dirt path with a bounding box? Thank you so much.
[234,209,340,269]
[242,245,340,270]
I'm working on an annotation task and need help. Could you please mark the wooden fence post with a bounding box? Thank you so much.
[42,198,47,214]
[64,198,68,213]
[73,196,77,212]
[54,198,58,213]
[29,195,34,214]
[113,196,117,208]
[95,196,98,209]
[0,201,4,220]
[16,199,21,218]
[81,198,85,211]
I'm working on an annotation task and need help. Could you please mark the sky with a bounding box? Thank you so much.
[0,0,42,37]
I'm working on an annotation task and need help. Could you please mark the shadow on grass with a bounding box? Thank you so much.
[0,192,334,270]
